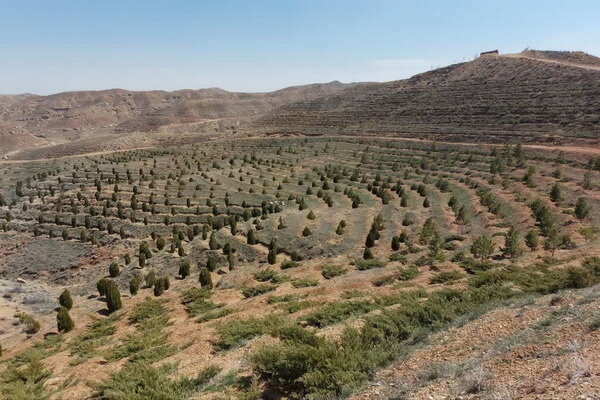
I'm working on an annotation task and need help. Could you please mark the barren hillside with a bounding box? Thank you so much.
[0,82,348,157]
[254,50,600,144]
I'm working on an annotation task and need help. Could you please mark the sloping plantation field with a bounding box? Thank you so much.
[0,136,599,399]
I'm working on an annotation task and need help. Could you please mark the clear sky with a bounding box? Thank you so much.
[1,0,599,95]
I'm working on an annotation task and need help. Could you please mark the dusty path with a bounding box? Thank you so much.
[325,135,600,156]
[2,132,598,163]
[502,53,600,71]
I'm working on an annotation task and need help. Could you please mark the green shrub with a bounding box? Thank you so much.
[241,284,277,298]
[254,269,279,282]
[397,266,419,281]
[371,273,397,287]
[57,307,74,333]
[267,239,278,265]
[199,267,213,289]
[303,301,375,327]
[70,314,118,360]
[278,300,319,314]
[179,261,191,279]
[292,278,319,288]
[153,278,166,296]
[58,289,73,310]
[0,356,51,399]
[109,262,121,278]
[281,261,300,269]
[582,257,600,275]
[321,265,347,279]
[460,258,496,274]
[389,252,407,263]
[93,362,219,400]
[214,318,263,351]
[105,281,122,313]
[471,235,494,259]
[145,271,156,288]
[18,313,41,334]
[430,271,463,285]
[588,314,600,331]
[251,285,512,399]
[214,315,286,351]
[206,255,218,272]
[249,252,600,398]
[196,308,233,323]
[108,299,174,363]
[97,278,109,297]
[181,290,219,316]
[129,276,141,295]
[130,298,168,323]
[354,258,385,270]
[267,294,303,304]
[181,287,212,303]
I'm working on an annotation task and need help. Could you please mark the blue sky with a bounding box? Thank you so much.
[1,0,599,94]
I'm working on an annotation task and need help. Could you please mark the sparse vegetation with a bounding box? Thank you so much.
[1,135,598,400]
[321,264,347,279]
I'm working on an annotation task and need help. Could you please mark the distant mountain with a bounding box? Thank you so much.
[253,50,600,144]
[3,50,599,158]
[0,82,349,156]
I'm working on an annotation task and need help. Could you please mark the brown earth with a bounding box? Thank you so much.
[0,82,349,157]
[351,287,600,400]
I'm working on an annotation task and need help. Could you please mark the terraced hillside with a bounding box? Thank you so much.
[255,51,600,144]
[0,137,599,399]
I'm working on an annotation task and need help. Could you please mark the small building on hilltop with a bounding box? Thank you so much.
[480,50,499,57]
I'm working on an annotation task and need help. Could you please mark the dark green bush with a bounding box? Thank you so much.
[94,362,219,399]
[291,278,319,288]
[57,306,74,333]
[199,267,213,289]
[241,284,277,298]
[281,261,300,269]
[354,258,385,270]
[303,301,375,327]
[109,262,120,278]
[321,265,347,279]
[179,261,191,279]
[130,298,168,323]
[105,281,122,313]
[430,270,463,285]
[58,289,73,310]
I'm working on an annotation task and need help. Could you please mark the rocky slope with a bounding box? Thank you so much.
[254,50,600,143]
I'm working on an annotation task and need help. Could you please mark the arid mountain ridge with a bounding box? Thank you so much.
[1,49,599,158]
[0,81,349,157]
